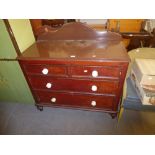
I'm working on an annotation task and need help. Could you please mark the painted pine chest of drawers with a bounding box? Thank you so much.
[18,22,130,118]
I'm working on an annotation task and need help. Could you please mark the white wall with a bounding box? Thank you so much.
[79,19,107,24]
[9,19,35,53]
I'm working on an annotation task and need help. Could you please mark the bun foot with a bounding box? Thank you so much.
[36,105,43,111]
[110,113,117,119]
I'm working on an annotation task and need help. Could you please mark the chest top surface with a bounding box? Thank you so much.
[18,22,130,62]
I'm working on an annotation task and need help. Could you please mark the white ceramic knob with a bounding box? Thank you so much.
[42,68,48,75]
[92,70,98,77]
[51,97,56,103]
[91,85,97,91]
[148,77,152,80]
[91,101,96,106]
[46,83,52,88]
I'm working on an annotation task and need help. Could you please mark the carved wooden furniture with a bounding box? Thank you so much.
[107,19,145,49]
[17,22,130,118]
[42,19,65,27]
[107,19,144,32]
[30,19,75,39]
[121,32,152,51]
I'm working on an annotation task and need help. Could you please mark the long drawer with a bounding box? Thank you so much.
[34,91,115,110]
[28,75,119,94]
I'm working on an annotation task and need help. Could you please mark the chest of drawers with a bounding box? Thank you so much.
[18,22,130,118]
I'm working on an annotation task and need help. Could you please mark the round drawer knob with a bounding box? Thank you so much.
[91,85,97,91]
[51,97,56,103]
[91,101,96,106]
[92,70,98,77]
[46,83,52,88]
[42,68,48,75]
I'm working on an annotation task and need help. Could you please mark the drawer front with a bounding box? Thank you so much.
[70,66,120,78]
[35,91,115,110]
[29,76,119,94]
[24,64,67,76]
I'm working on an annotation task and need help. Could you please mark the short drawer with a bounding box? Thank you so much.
[24,64,67,76]
[70,66,121,78]
[28,76,119,94]
[34,91,115,110]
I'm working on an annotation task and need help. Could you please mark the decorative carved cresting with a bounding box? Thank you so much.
[38,22,122,41]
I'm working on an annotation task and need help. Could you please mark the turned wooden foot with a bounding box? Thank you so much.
[110,113,117,119]
[36,105,43,111]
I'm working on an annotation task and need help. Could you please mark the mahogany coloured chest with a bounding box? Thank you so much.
[17,22,130,118]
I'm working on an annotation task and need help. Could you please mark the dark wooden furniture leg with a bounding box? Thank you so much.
[36,105,43,111]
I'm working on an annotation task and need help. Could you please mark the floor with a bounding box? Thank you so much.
[0,102,155,135]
